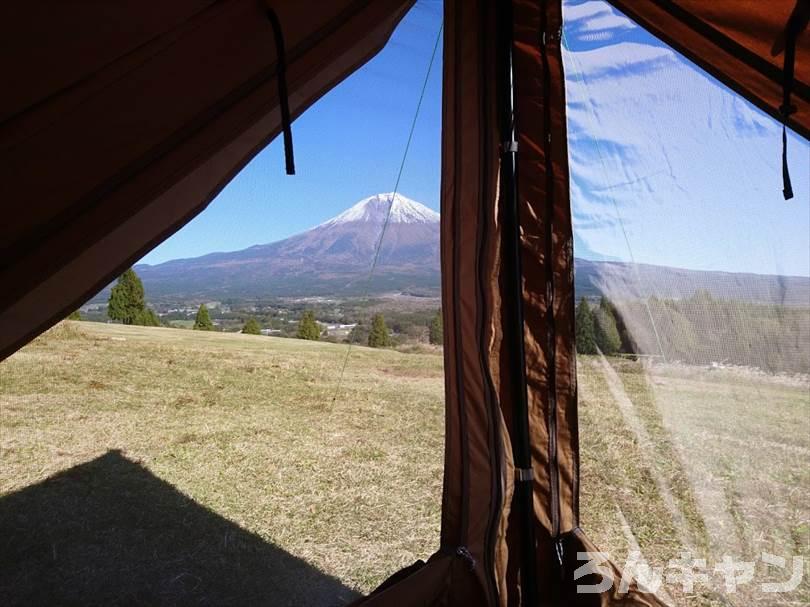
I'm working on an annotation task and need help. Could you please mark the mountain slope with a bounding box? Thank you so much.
[134,193,441,299]
[575,259,809,306]
[107,192,809,304]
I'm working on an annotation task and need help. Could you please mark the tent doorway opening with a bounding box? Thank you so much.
[0,1,447,604]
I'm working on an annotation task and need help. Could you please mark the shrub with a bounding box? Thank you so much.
[429,310,443,345]
[242,317,261,335]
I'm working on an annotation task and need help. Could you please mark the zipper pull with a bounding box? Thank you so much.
[554,536,565,581]
[456,545,477,571]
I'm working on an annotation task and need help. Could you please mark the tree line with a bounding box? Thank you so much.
[574,291,809,374]
[95,268,446,350]
[81,268,810,373]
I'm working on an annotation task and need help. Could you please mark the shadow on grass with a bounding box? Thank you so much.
[0,450,359,606]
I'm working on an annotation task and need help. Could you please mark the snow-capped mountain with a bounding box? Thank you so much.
[317,193,440,227]
[112,190,807,304]
[131,193,442,299]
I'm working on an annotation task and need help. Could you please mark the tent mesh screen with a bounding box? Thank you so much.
[563,1,810,604]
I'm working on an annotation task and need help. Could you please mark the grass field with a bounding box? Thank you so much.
[1,322,807,605]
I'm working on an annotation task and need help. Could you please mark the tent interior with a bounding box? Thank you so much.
[1,0,808,605]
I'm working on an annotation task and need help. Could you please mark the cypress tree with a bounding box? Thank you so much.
[575,297,597,355]
[296,310,320,340]
[108,268,146,325]
[368,314,392,348]
[193,304,214,330]
[599,296,635,353]
[594,305,621,355]
[242,317,262,335]
[429,310,443,345]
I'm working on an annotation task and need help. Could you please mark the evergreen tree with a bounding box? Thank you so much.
[108,268,146,325]
[134,308,161,327]
[368,313,391,348]
[193,304,213,330]
[429,310,443,345]
[594,302,621,355]
[242,317,261,335]
[575,298,597,355]
[67,310,82,321]
[599,296,635,354]
[296,310,320,340]
[346,322,368,344]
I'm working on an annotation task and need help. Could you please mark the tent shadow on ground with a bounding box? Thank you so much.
[0,450,359,607]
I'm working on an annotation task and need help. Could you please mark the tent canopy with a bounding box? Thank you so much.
[0,0,414,360]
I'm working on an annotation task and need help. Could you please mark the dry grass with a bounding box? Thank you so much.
[1,322,807,605]
[578,356,809,606]
[1,322,444,605]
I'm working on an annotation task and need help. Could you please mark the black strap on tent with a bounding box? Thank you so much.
[779,17,796,201]
[777,1,809,200]
[496,1,539,605]
[782,122,793,200]
[266,8,295,175]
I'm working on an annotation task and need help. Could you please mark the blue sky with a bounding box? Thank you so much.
[564,0,809,277]
[141,0,443,265]
[143,0,809,278]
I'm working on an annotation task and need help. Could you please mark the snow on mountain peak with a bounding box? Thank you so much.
[318,193,439,227]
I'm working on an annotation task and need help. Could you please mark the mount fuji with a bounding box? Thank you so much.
[105,191,808,305]
[131,193,442,300]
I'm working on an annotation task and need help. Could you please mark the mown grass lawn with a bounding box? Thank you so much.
[1,321,807,606]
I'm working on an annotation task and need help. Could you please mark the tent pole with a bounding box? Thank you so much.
[496,1,538,605]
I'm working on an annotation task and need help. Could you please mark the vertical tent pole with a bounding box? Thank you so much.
[496,1,538,604]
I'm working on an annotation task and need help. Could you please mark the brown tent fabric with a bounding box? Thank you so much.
[358,0,665,604]
[606,0,810,141]
[2,0,809,605]
[0,0,414,360]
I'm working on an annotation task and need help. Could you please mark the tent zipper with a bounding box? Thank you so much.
[540,0,564,583]
[497,1,539,605]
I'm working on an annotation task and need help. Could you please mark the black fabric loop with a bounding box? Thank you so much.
[266,8,295,175]
[778,2,807,200]
[782,123,794,200]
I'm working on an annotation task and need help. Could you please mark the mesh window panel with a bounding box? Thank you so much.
[563,1,810,604]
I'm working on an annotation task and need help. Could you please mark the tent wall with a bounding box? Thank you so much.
[437,0,506,601]
[0,0,414,360]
